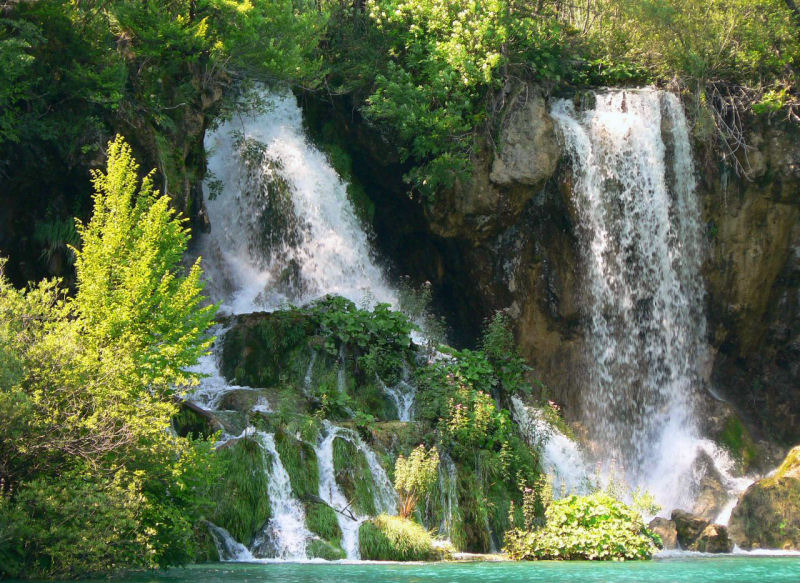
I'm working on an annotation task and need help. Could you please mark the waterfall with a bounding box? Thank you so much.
[437,452,459,541]
[206,523,255,562]
[200,89,398,314]
[550,89,711,512]
[377,366,417,422]
[511,396,592,497]
[313,421,397,559]
[253,431,312,560]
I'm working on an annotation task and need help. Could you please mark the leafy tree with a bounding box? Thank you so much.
[0,136,218,578]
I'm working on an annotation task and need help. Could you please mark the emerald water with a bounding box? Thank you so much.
[26,558,800,583]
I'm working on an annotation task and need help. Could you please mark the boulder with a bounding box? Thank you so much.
[648,517,678,550]
[729,446,800,550]
[691,524,733,553]
[691,451,730,521]
[671,509,709,548]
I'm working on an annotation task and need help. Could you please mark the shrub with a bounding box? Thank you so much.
[394,445,439,518]
[358,514,445,561]
[503,492,660,561]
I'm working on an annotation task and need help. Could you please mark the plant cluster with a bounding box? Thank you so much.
[359,514,446,561]
[394,445,440,518]
[503,491,661,561]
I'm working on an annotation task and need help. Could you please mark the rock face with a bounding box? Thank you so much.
[649,517,678,550]
[691,451,730,521]
[425,87,560,241]
[489,91,560,187]
[302,85,800,445]
[729,446,800,550]
[671,510,732,552]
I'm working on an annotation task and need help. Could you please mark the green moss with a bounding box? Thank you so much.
[776,446,800,479]
[305,501,342,543]
[171,403,218,439]
[333,437,377,516]
[208,437,271,547]
[192,523,220,563]
[307,538,346,560]
[221,312,314,388]
[358,515,444,561]
[274,429,319,501]
[717,415,758,472]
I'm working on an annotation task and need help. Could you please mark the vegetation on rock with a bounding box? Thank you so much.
[359,514,446,561]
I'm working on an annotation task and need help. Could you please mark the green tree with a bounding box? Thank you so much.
[0,136,218,578]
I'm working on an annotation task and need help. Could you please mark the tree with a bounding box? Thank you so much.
[0,136,218,578]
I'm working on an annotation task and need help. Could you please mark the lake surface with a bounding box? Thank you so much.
[36,556,800,583]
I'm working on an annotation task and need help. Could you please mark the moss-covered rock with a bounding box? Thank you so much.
[729,446,800,550]
[359,515,446,561]
[220,312,316,388]
[307,537,346,560]
[172,400,223,438]
[716,414,759,472]
[274,429,319,501]
[208,437,271,547]
[333,437,377,516]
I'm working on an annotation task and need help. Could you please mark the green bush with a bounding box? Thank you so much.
[359,514,445,561]
[503,492,660,561]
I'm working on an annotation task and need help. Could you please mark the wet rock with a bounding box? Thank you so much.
[691,451,730,521]
[729,446,800,550]
[649,517,678,549]
[691,523,733,553]
[671,509,709,548]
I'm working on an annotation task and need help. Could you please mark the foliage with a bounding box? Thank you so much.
[504,492,660,561]
[395,445,440,518]
[0,138,217,578]
[359,514,445,561]
[332,437,377,516]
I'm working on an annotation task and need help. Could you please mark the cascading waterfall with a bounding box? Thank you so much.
[437,453,459,541]
[550,89,718,512]
[312,421,397,559]
[189,89,415,561]
[253,431,312,560]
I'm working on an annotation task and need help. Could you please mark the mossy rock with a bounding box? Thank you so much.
[208,437,271,547]
[358,515,445,561]
[274,429,319,501]
[307,537,346,560]
[729,446,800,550]
[333,437,377,516]
[716,414,758,472]
[305,501,342,544]
[220,312,315,388]
[172,400,222,438]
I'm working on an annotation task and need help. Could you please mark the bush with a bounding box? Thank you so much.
[358,514,445,561]
[503,492,660,561]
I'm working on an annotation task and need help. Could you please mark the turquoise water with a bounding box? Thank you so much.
[42,557,800,583]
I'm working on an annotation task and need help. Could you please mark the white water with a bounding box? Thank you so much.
[550,89,730,514]
[511,396,593,497]
[312,421,398,559]
[377,368,417,422]
[207,522,255,562]
[200,90,397,314]
[437,452,459,541]
[254,431,312,560]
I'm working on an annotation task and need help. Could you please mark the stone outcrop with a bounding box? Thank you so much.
[672,510,711,548]
[729,446,800,550]
[648,517,678,549]
[425,88,560,241]
[693,524,733,553]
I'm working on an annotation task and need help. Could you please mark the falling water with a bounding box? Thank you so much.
[200,90,397,314]
[511,396,592,497]
[437,452,459,541]
[206,523,255,562]
[185,88,410,561]
[253,431,312,560]
[550,89,710,511]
